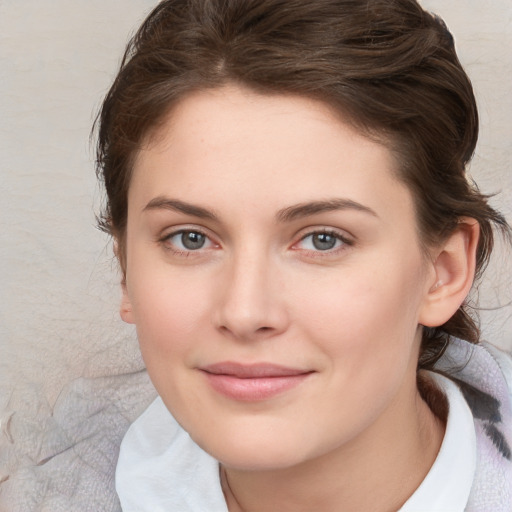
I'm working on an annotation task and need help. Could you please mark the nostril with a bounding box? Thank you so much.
[216,323,276,340]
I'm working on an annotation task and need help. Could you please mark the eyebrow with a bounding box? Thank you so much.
[143,197,218,220]
[143,196,377,223]
[276,198,378,222]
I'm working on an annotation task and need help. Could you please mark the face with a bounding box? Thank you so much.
[121,85,436,471]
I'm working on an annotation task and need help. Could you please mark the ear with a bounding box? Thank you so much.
[419,218,480,327]
[120,282,135,324]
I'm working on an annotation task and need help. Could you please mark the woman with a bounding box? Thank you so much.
[95,0,512,510]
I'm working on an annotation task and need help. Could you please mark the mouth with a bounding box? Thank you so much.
[199,362,314,401]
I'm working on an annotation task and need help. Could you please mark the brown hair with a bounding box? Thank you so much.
[95,0,510,368]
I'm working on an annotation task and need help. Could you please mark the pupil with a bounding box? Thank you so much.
[182,231,205,250]
[312,233,336,250]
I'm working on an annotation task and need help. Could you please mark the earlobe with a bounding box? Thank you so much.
[419,218,480,328]
[120,283,135,324]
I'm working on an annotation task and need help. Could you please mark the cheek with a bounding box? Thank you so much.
[127,266,212,359]
[294,258,425,366]
[128,277,214,410]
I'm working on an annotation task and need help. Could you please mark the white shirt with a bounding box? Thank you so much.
[398,374,476,512]
[116,373,476,512]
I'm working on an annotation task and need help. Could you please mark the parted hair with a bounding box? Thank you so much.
[95,0,510,368]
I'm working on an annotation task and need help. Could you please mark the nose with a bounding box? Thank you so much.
[213,250,289,341]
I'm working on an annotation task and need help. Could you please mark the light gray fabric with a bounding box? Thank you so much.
[433,340,512,511]
[0,369,156,512]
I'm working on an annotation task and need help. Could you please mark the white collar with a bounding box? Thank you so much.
[116,373,476,512]
[116,397,228,512]
[399,372,476,512]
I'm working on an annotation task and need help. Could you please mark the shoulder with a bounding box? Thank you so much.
[434,339,512,510]
[483,342,512,396]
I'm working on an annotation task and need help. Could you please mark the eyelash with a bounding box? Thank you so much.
[158,227,353,257]
[159,228,217,256]
[293,229,353,256]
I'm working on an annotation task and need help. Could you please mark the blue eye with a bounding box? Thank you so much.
[297,231,348,252]
[166,230,213,251]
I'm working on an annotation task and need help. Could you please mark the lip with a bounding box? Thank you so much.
[199,362,314,401]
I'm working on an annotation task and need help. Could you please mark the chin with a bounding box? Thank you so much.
[193,427,317,472]
[217,451,304,472]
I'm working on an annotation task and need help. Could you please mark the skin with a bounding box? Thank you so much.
[120,85,477,511]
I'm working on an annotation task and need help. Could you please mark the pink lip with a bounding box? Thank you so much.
[199,362,313,401]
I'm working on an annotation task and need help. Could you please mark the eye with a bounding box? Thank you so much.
[164,230,215,252]
[294,230,351,252]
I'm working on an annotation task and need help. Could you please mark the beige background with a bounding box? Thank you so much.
[0,0,511,421]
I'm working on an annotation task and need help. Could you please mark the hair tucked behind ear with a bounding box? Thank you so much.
[94,0,511,368]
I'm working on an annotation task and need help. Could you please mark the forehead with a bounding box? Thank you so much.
[130,85,415,225]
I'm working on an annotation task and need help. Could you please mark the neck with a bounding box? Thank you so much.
[221,377,445,512]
